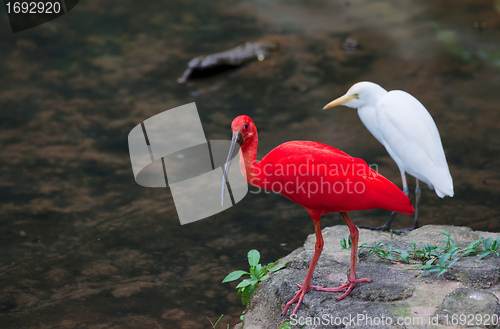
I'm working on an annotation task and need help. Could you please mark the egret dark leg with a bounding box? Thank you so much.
[412,179,421,229]
[358,172,408,231]
[282,212,324,315]
[308,212,371,299]
[391,178,421,233]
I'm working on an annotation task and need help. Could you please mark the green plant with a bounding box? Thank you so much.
[480,237,500,259]
[356,231,499,276]
[208,314,229,329]
[223,249,286,307]
[340,235,352,250]
[278,320,292,329]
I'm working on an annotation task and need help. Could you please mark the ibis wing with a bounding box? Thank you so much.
[258,141,413,214]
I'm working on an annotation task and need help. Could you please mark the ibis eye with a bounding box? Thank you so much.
[244,124,248,129]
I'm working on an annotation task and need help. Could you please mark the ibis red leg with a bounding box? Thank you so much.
[281,211,371,316]
[281,213,324,315]
[309,212,371,299]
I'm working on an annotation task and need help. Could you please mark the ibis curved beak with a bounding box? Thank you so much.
[221,131,243,206]
[323,94,356,110]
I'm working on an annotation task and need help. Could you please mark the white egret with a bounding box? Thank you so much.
[323,81,453,231]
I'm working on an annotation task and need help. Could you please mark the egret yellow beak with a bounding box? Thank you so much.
[323,94,357,110]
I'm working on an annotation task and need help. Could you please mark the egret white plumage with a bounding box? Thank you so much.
[323,81,453,231]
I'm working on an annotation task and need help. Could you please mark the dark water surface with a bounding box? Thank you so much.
[1,0,499,328]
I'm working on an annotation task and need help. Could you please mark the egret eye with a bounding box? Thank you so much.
[244,124,248,129]
[353,93,359,98]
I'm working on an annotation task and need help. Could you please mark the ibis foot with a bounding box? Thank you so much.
[281,277,372,315]
[309,277,372,300]
[281,284,312,316]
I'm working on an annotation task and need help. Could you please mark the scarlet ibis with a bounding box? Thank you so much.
[324,82,453,231]
[221,115,414,315]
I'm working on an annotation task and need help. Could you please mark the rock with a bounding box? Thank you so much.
[352,283,413,302]
[236,225,500,329]
[433,288,500,328]
[443,256,500,289]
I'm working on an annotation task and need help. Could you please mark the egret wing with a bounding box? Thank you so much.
[376,91,453,196]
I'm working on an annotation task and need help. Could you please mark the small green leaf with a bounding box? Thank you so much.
[240,310,247,320]
[425,258,435,266]
[213,314,224,328]
[268,262,286,272]
[254,264,263,277]
[259,274,270,281]
[222,270,249,283]
[236,278,256,289]
[465,239,483,250]
[438,253,451,266]
[446,257,459,268]
[425,246,435,258]
[442,231,450,237]
[399,249,409,263]
[485,237,493,250]
[479,250,492,260]
[423,265,441,274]
[438,268,448,276]
[239,284,256,305]
[248,249,260,267]
[431,250,441,258]
[491,238,499,251]
[462,249,477,257]
[340,237,347,249]
[278,321,292,329]
[387,245,394,261]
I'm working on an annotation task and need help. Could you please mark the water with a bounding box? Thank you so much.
[0,0,499,327]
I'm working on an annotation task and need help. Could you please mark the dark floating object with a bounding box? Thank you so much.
[473,21,486,33]
[177,41,276,84]
[343,37,358,51]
